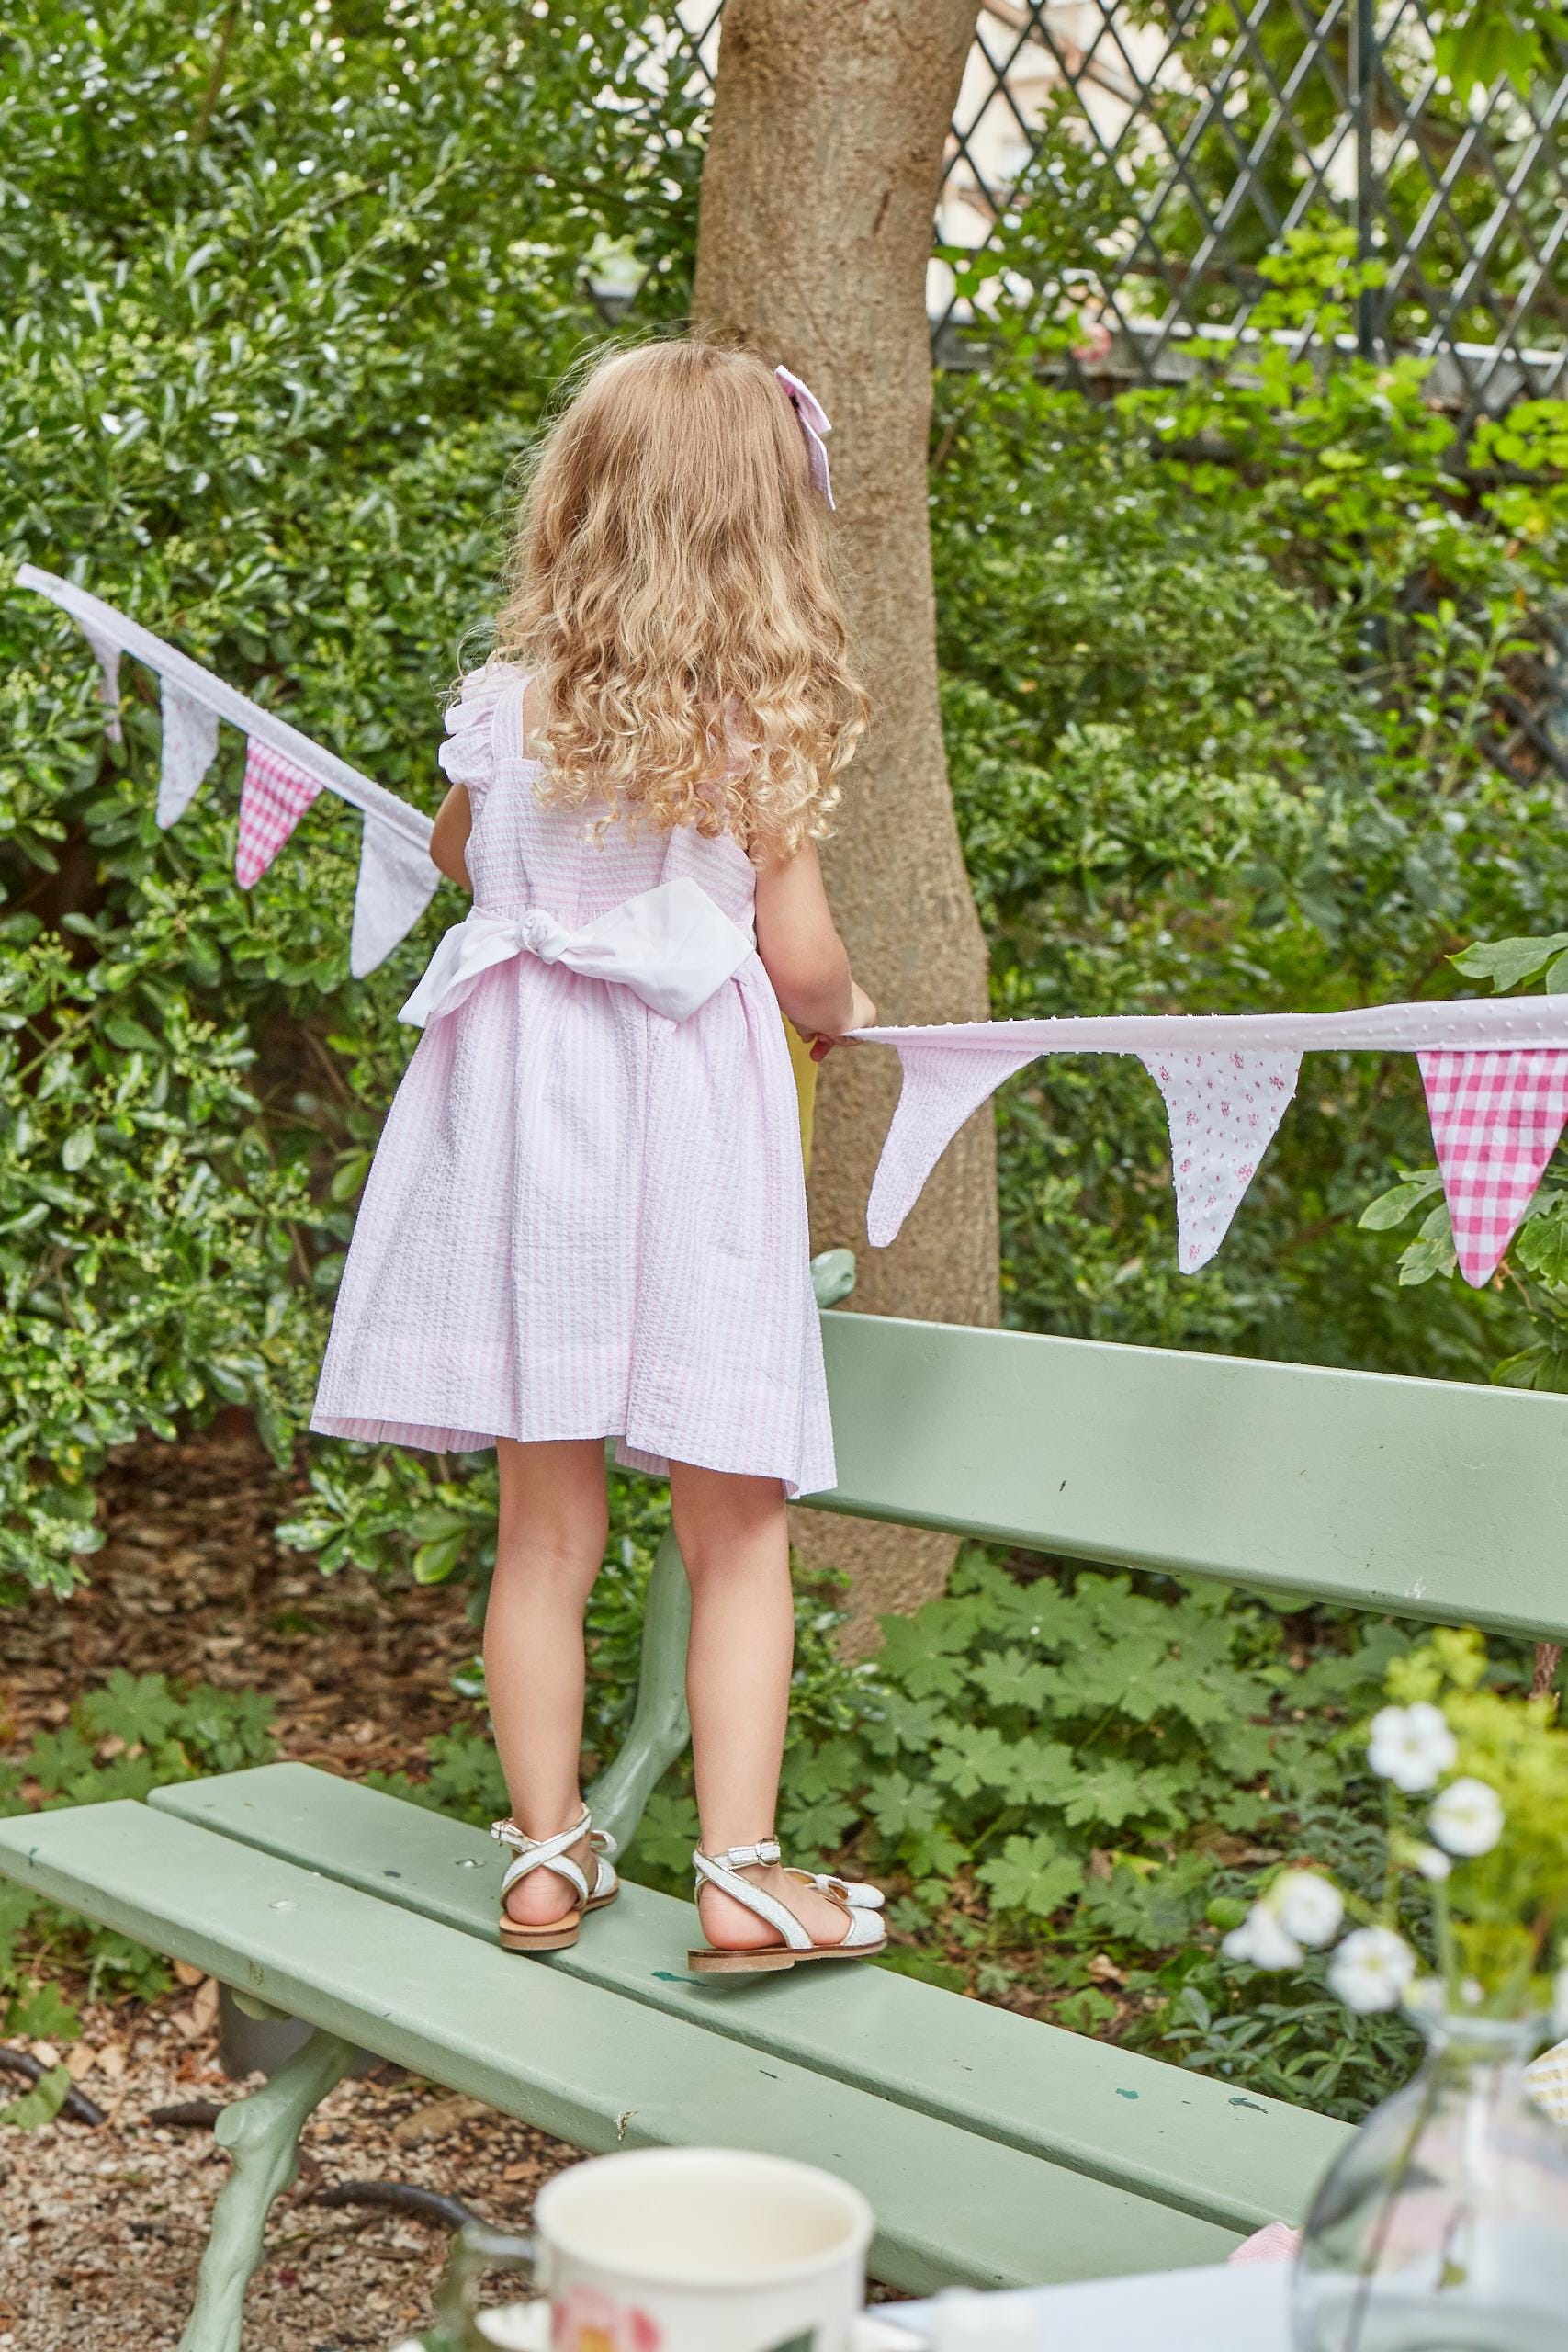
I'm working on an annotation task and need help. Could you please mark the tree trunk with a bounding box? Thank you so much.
[693,0,996,1640]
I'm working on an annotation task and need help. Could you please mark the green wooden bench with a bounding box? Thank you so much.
[5,1283,1565,2352]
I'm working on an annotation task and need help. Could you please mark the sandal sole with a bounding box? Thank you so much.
[497,1885,618,1953]
[684,1938,887,1977]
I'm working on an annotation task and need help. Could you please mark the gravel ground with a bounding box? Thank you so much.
[0,1990,582,2351]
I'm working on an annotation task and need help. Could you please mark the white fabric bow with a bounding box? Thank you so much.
[399,875,755,1030]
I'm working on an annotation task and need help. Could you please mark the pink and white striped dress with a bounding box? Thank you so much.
[310,663,835,1498]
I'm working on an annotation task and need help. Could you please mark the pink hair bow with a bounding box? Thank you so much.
[775,364,835,509]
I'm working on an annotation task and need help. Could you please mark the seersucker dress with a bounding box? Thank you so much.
[310,663,836,1498]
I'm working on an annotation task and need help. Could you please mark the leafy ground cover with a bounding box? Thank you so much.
[6,1419,1523,2135]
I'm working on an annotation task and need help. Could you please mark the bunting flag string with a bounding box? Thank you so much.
[860,1001,1568,1283]
[27,568,1568,1283]
[20,564,438,976]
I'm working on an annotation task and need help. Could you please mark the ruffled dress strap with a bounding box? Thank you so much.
[437,662,525,806]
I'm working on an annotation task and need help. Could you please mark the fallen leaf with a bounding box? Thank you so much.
[30,2041,60,2069]
[191,1979,220,2034]
[390,2093,491,2145]
[173,1962,204,1988]
[64,2044,99,2082]
[96,2045,127,2082]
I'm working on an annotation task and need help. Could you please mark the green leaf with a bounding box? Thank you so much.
[62,1126,96,1171]
[102,1016,164,1054]
[1359,1176,1441,1233]
[1449,933,1568,993]
[412,1533,469,1585]
[873,1603,977,1700]
[80,1670,181,1747]
[970,1645,1055,1713]
[978,1834,1083,1921]
[863,1771,945,1843]
[6,1981,80,2042]
[0,2063,73,2131]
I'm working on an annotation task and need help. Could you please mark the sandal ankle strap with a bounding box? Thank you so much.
[491,1808,615,1905]
[701,1838,781,1871]
[490,1808,592,1862]
[692,1842,810,1951]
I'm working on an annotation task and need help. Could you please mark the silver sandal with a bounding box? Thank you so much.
[686,1839,886,1975]
[491,1811,619,1952]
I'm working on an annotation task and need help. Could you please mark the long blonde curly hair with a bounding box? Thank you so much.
[493,339,868,865]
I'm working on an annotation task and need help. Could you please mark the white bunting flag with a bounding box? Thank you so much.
[349,811,441,978]
[865,1036,1042,1246]
[1139,1048,1302,1272]
[157,682,220,828]
[236,740,323,887]
[81,624,123,745]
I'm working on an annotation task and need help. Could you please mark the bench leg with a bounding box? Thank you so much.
[176,2024,358,2352]
[586,1524,692,1853]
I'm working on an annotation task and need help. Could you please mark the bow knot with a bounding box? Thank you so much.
[516,908,569,962]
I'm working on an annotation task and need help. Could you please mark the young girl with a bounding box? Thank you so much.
[310,340,886,1973]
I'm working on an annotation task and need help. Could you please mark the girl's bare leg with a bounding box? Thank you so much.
[669,1462,847,1951]
[487,1438,607,1926]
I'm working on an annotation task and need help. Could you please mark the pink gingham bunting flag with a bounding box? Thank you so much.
[235,739,323,887]
[1418,1048,1568,1286]
[1140,1048,1302,1272]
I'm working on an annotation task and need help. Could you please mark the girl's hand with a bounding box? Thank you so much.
[807,981,876,1062]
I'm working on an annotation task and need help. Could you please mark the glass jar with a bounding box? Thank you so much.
[1293,2004,1568,2351]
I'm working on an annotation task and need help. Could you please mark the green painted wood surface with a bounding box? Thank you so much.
[0,1799,1238,2293]
[152,1764,1347,2237]
[807,1314,1568,1639]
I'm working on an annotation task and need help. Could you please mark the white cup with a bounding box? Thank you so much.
[444,2145,874,2352]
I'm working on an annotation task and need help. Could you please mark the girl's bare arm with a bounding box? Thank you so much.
[754,841,874,1051]
[429,785,473,889]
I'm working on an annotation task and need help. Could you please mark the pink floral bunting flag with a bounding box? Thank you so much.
[1140,1048,1302,1273]
[235,739,323,887]
[1418,1048,1568,1286]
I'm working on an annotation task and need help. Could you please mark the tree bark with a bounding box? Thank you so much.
[693,0,996,1640]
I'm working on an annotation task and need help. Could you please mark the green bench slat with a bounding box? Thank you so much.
[810,1313,1568,1640]
[151,1764,1347,2238]
[0,1799,1238,2293]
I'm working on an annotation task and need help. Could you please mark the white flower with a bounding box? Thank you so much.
[1413,1843,1452,1882]
[1428,1777,1505,1859]
[1223,1903,1303,1971]
[1272,1871,1345,1948]
[1368,1702,1458,1793]
[1328,1927,1417,2014]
